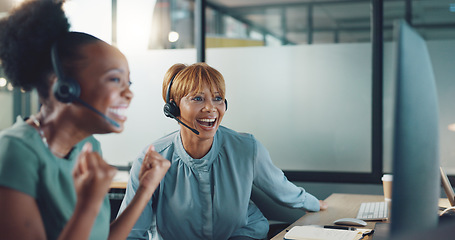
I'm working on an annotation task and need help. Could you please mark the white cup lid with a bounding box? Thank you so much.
[382,174,393,181]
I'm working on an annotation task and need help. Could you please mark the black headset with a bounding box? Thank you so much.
[163,74,181,119]
[51,43,81,103]
[163,74,228,119]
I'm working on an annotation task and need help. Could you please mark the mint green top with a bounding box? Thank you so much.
[0,118,110,240]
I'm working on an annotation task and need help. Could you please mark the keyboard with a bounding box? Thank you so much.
[356,201,389,221]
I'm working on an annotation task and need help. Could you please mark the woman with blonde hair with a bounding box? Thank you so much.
[120,62,327,240]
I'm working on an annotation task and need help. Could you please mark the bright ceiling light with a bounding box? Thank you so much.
[168,31,179,43]
[0,78,7,87]
[448,123,455,132]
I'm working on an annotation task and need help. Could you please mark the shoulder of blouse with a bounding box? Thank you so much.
[151,130,179,153]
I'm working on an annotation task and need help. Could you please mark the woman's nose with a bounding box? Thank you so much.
[203,100,216,111]
[123,86,134,100]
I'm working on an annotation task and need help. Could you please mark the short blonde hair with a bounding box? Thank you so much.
[162,63,226,105]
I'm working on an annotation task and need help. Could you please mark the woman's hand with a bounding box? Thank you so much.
[108,145,170,240]
[72,142,117,207]
[137,145,171,195]
[58,142,117,240]
[319,200,329,211]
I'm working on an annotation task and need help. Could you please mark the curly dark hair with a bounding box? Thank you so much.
[0,0,70,98]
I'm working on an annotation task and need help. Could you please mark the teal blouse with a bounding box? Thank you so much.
[0,118,110,240]
[120,126,320,240]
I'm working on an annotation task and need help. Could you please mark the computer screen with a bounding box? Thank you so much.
[389,20,440,236]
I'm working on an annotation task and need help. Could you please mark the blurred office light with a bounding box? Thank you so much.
[449,123,455,132]
[6,83,13,91]
[0,66,9,92]
[168,31,179,42]
[0,78,6,88]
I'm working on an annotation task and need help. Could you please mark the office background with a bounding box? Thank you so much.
[1,0,454,222]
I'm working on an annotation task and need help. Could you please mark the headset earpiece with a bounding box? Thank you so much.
[224,99,228,111]
[164,74,180,118]
[164,100,180,118]
[52,76,80,103]
[51,43,80,103]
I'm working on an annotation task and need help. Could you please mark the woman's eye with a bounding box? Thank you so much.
[214,96,223,101]
[192,96,203,101]
[110,77,120,83]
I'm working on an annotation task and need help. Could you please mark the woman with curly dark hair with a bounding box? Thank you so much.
[0,1,170,239]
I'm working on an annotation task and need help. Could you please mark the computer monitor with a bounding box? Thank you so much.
[389,20,440,236]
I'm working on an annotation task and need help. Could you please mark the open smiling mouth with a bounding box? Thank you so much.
[197,118,216,127]
[108,107,128,120]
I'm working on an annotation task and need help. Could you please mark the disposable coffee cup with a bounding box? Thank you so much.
[382,174,393,202]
